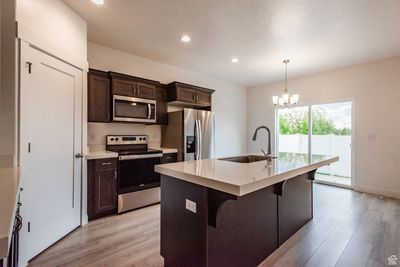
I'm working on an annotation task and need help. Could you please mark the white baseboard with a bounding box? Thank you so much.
[353,185,400,199]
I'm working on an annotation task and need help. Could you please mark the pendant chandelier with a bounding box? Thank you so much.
[272,60,299,108]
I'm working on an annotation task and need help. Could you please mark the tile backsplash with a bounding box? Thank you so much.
[88,123,162,152]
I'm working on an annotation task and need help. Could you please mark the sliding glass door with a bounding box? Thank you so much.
[277,106,309,154]
[277,101,352,187]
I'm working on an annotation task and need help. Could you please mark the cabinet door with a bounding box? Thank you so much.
[88,71,111,122]
[176,87,196,103]
[195,90,212,106]
[136,82,156,99]
[94,168,117,215]
[155,86,168,125]
[112,78,136,96]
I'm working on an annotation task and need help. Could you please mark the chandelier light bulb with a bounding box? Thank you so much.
[282,93,290,104]
[272,96,279,105]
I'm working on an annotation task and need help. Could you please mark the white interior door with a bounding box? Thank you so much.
[19,41,82,261]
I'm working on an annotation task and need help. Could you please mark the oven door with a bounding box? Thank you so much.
[118,154,162,194]
[113,95,156,123]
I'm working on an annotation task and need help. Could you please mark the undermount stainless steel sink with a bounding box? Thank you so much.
[218,155,270,163]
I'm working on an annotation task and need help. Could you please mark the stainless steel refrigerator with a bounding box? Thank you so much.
[162,108,215,161]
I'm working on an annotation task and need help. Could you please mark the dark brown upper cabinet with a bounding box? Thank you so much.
[88,69,111,122]
[109,72,159,100]
[166,82,214,107]
[195,89,213,106]
[154,85,168,125]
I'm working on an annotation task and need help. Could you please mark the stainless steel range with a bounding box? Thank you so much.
[106,135,162,213]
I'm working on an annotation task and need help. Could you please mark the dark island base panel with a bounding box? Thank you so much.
[160,170,315,267]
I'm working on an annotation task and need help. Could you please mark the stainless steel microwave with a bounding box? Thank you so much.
[113,95,156,123]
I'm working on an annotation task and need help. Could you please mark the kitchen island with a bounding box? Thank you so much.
[155,152,338,267]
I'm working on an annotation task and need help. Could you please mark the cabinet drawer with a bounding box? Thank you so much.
[136,82,156,99]
[95,158,118,170]
[162,153,178,164]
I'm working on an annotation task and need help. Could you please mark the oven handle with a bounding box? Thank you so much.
[147,103,152,120]
[119,153,163,160]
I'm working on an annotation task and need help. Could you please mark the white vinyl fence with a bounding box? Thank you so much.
[279,134,351,178]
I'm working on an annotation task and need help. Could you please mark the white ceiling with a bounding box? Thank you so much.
[64,0,400,87]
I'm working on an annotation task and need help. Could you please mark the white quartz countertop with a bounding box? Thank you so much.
[155,152,339,196]
[86,150,119,160]
[0,167,20,259]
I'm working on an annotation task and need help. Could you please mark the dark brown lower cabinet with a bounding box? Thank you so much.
[160,170,315,267]
[278,173,313,245]
[88,158,118,220]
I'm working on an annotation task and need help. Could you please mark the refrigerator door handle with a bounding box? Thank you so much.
[195,120,200,160]
[198,120,203,159]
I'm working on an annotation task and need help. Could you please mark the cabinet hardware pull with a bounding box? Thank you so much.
[114,170,117,179]
[102,162,112,166]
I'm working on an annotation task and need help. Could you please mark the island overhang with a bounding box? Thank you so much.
[155,152,339,196]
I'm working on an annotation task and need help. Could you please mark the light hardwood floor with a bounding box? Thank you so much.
[29,184,400,267]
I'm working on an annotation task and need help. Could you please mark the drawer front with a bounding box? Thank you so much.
[162,153,178,164]
[112,78,135,96]
[136,82,156,99]
[95,158,118,170]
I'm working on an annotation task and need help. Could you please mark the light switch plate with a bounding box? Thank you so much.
[185,199,197,213]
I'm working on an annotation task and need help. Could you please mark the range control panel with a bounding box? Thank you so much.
[106,135,148,145]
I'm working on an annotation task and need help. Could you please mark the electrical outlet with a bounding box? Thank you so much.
[185,199,197,213]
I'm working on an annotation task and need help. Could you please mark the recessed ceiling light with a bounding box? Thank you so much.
[231,57,239,63]
[91,0,104,5]
[180,35,191,43]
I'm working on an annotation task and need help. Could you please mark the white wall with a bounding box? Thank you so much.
[248,57,400,198]
[88,42,247,157]
[0,0,17,167]
[16,0,87,61]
